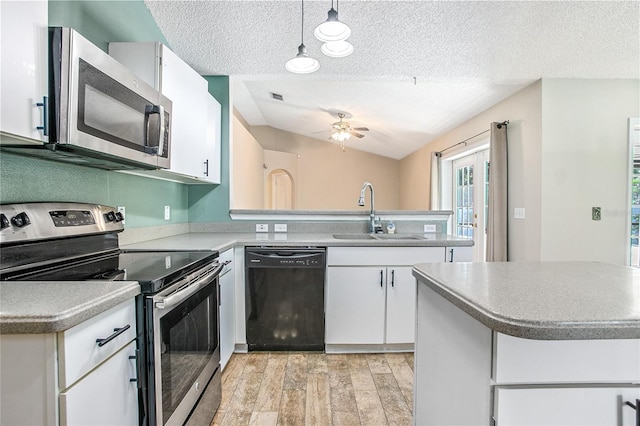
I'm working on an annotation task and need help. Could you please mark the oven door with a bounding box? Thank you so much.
[148,261,222,426]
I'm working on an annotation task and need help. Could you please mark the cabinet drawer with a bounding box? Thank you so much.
[494,332,640,384]
[60,340,138,426]
[327,247,444,266]
[494,386,640,425]
[58,300,136,389]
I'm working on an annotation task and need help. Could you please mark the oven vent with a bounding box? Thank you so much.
[270,92,284,101]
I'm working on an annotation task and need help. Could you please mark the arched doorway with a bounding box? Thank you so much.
[267,169,294,210]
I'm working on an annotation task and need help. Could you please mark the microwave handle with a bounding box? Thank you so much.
[144,104,165,156]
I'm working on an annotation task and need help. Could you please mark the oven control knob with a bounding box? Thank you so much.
[11,212,31,228]
[104,211,117,222]
[115,212,124,222]
[0,214,9,229]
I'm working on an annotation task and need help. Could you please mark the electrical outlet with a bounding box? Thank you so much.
[117,206,125,224]
[514,208,526,219]
[164,205,170,220]
[592,207,601,221]
[274,224,287,232]
[423,224,437,233]
[256,224,268,232]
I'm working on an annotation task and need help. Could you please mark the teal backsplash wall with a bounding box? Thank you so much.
[0,1,230,228]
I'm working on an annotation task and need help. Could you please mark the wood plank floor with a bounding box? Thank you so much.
[212,352,414,426]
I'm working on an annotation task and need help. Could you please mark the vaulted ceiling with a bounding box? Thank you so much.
[145,0,639,159]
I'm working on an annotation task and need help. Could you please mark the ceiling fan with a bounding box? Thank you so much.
[331,113,369,140]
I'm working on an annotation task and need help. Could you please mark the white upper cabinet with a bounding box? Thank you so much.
[0,0,48,143]
[109,42,221,183]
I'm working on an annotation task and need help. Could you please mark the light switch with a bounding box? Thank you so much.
[514,208,525,219]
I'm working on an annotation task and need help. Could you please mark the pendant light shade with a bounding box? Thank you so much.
[286,0,319,74]
[321,40,354,58]
[286,43,320,73]
[314,6,351,42]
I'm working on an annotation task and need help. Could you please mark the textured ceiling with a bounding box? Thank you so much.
[145,1,640,159]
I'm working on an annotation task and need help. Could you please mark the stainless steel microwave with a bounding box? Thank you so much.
[1,27,172,170]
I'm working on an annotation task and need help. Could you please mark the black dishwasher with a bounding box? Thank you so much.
[245,247,326,351]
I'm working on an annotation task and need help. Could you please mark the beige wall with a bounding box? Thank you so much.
[540,79,640,265]
[400,80,543,261]
[400,78,640,264]
[231,115,264,209]
[248,126,400,210]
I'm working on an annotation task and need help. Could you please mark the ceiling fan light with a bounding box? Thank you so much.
[331,129,351,142]
[321,40,354,57]
[286,43,320,74]
[314,8,351,42]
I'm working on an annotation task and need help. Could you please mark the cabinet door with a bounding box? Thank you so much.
[219,249,234,370]
[326,267,386,344]
[60,341,139,426]
[204,95,222,184]
[494,386,640,426]
[445,246,473,262]
[385,267,416,344]
[0,0,48,141]
[161,46,208,179]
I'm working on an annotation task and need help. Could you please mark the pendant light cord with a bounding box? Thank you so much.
[301,0,305,44]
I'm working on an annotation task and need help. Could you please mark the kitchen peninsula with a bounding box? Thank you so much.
[412,262,640,425]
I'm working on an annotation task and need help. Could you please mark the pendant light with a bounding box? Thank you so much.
[314,0,351,42]
[321,40,354,58]
[286,0,319,74]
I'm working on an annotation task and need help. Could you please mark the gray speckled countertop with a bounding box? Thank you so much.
[412,262,640,340]
[0,281,140,334]
[122,232,472,252]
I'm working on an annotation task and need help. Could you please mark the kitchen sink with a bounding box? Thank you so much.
[373,234,425,240]
[332,234,377,240]
[332,233,426,240]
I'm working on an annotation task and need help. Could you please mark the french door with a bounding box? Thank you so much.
[452,150,489,261]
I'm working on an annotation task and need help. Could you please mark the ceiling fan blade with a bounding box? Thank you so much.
[353,127,369,131]
[351,132,365,139]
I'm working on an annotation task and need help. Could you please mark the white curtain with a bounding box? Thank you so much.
[486,122,508,261]
[430,151,442,210]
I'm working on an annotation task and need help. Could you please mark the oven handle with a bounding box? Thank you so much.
[154,262,223,310]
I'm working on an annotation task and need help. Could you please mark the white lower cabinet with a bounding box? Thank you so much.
[494,386,640,426]
[326,247,444,350]
[326,266,386,344]
[414,283,640,425]
[60,341,138,426]
[385,267,416,344]
[219,248,235,370]
[0,300,138,426]
[445,245,473,262]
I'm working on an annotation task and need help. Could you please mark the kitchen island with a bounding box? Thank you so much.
[412,262,640,425]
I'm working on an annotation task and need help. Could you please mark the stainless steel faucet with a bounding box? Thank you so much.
[358,182,381,233]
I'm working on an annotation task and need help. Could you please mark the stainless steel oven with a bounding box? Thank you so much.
[147,259,222,426]
[0,202,222,426]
